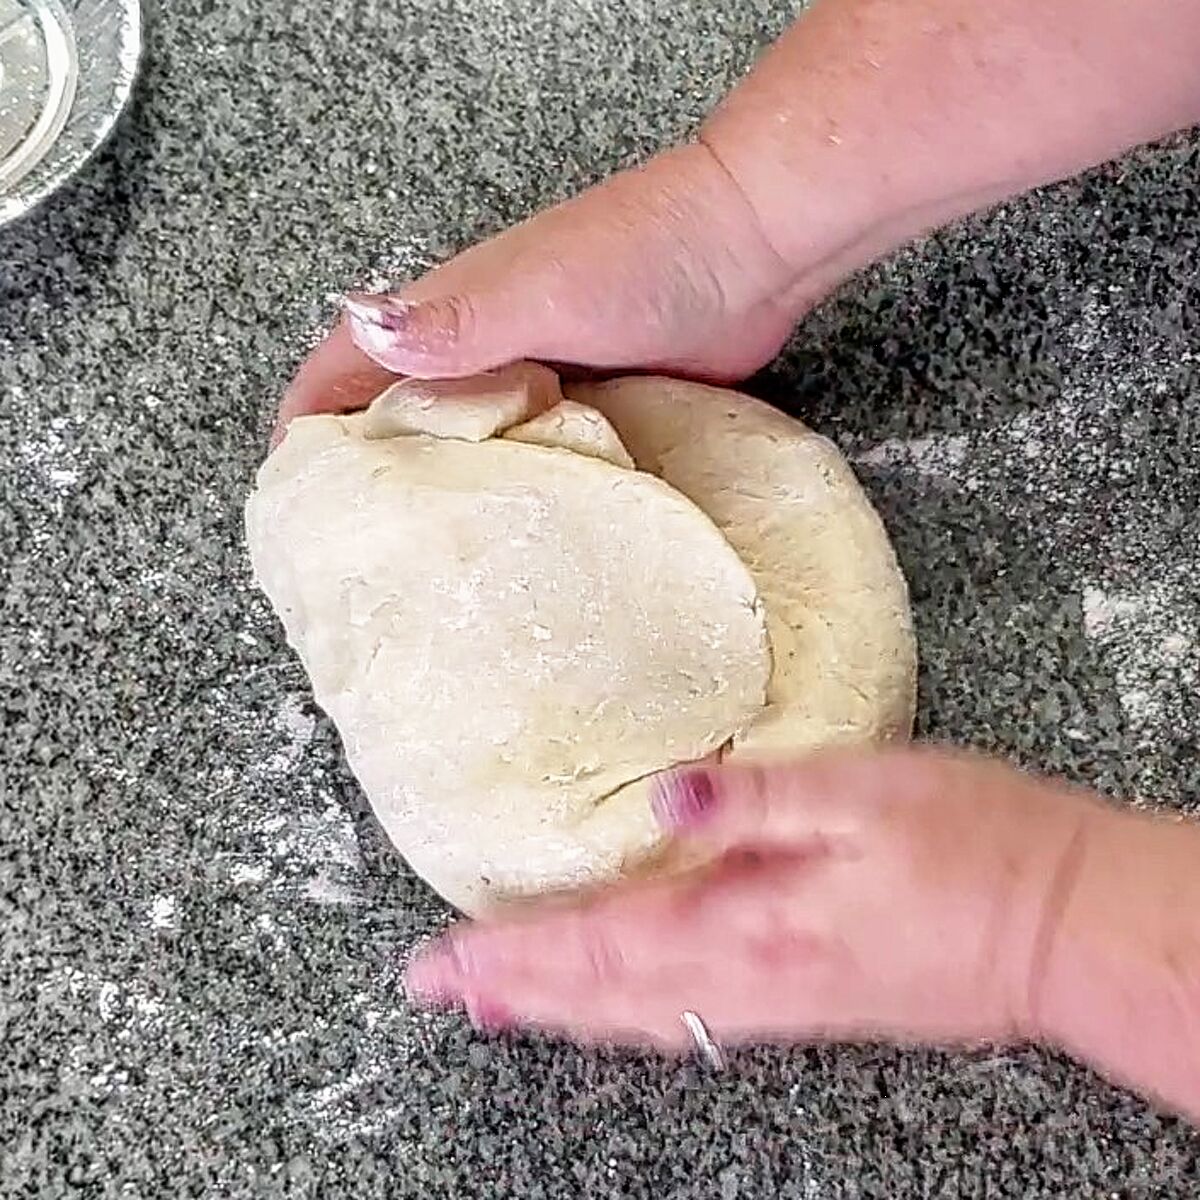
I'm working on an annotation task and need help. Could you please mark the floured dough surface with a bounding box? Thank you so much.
[504,400,635,469]
[568,377,917,756]
[363,361,562,442]
[247,411,770,913]
[248,367,917,913]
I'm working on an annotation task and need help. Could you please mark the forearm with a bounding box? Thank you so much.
[1037,804,1200,1121]
[702,0,1200,306]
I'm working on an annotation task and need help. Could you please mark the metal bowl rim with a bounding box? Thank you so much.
[0,0,142,228]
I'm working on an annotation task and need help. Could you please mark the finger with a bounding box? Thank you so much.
[459,978,699,1051]
[405,897,698,1047]
[481,954,835,1050]
[338,146,795,382]
[405,880,697,1002]
[273,319,399,443]
[404,857,816,1045]
[649,750,907,852]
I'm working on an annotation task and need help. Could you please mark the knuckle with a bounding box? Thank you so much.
[411,292,475,352]
[568,914,626,983]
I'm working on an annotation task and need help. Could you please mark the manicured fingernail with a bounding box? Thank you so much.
[341,291,414,330]
[341,292,418,364]
[465,995,514,1034]
[404,943,467,1004]
[651,768,718,830]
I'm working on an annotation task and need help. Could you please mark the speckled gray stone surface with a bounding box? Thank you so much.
[3,1,1199,1195]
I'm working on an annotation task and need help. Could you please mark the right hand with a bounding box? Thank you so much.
[404,748,1093,1052]
[404,747,1200,1124]
[275,143,802,438]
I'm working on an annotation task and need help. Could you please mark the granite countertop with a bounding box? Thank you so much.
[3,1,1199,1195]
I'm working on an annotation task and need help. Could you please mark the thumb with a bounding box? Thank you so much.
[651,751,895,851]
[340,144,795,382]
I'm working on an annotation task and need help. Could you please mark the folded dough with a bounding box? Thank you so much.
[246,384,770,913]
[567,377,917,756]
[363,361,562,442]
[504,399,635,470]
[246,366,916,914]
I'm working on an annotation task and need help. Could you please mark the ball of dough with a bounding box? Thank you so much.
[246,368,916,914]
[246,402,771,914]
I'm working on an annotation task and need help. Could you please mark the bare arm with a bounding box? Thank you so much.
[704,0,1200,309]
[1035,805,1200,1120]
[405,750,1200,1124]
[279,0,1200,1121]
[281,0,1200,424]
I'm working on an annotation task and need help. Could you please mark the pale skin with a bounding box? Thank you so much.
[277,0,1200,1121]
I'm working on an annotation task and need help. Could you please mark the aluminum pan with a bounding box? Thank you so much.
[0,0,141,227]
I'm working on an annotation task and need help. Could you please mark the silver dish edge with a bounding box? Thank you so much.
[0,0,142,228]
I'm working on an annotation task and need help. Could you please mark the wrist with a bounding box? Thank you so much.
[699,0,1200,317]
[696,7,1010,312]
[1034,802,1200,1119]
[698,97,977,322]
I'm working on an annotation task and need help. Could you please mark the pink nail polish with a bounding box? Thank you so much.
[341,292,418,365]
[651,768,718,830]
[465,996,514,1034]
[341,291,414,330]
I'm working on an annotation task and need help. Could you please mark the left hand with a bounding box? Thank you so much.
[274,143,803,441]
[403,746,1100,1051]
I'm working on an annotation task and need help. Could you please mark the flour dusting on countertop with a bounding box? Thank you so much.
[296,983,457,1144]
[204,675,366,904]
[1080,578,1198,799]
[849,281,1199,808]
[4,0,1200,1190]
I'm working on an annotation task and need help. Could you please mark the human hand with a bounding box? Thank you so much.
[276,0,1200,443]
[275,143,801,437]
[402,747,1099,1051]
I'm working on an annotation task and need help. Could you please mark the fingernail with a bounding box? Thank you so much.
[341,291,414,330]
[651,768,718,830]
[465,995,514,1034]
[403,941,468,1004]
[341,292,418,364]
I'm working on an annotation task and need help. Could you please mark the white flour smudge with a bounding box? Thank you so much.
[97,980,121,1022]
[1081,579,1198,782]
[220,788,364,907]
[303,873,360,905]
[854,284,1198,805]
[270,800,363,873]
[853,433,970,478]
[204,670,366,906]
[1081,587,1147,641]
[229,862,269,885]
[12,407,91,519]
[277,692,317,747]
[298,988,451,1142]
[53,968,176,1100]
[59,969,169,1027]
[146,894,178,931]
[260,692,318,775]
